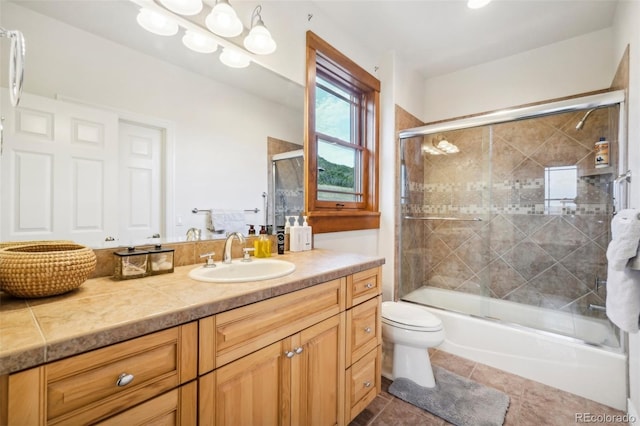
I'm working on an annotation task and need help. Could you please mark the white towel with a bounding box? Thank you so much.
[606,209,640,333]
[211,210,247,235]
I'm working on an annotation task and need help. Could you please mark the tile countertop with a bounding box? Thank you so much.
[0,249,384,376]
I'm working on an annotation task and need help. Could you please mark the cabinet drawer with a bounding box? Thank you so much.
[97,381,197,426]
[347,267,381,307]
[214,278,345,367]
[345,345,381,424]
[46,323,197,425]
[346,295,381,365]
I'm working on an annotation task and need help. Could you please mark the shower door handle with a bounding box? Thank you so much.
[612,170,632,214]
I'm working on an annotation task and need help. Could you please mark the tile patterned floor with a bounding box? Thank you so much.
[350,349,628,426]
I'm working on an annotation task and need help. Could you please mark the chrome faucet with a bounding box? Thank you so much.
[222,232,245,264]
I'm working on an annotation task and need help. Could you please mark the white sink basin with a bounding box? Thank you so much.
[188,258,296,283]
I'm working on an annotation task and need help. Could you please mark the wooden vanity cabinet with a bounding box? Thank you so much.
[200,314,345,426]
[198,278,346,426]
[2,323,197,426]
[345,267,382,424]
[198,267,382,426]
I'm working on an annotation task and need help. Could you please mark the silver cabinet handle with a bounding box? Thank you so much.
[364,327,372,334]
[116,373,134,387]
[295,347,303,354]
[365,283,374,289]
[285,351,295,358]
[363,381,372,388]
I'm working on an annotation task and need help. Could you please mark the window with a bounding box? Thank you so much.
[305,31,380,233]
[544,165,577,214]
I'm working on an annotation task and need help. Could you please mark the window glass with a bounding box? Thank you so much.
[544,166,577,214]
[317,138,361,202]
[315,77,354,143]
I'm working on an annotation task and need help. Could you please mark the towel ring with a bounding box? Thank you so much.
[0,27,25,107]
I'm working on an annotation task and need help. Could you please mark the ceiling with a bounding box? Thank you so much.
[311,0,619,79]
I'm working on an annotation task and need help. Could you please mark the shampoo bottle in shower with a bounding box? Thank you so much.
[595,137,609,168]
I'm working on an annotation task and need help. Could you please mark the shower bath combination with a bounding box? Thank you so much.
[396,89,629,409]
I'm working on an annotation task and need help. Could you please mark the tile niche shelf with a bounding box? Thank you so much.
[578,166,614,178]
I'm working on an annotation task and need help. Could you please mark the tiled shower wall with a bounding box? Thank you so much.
[400,106,617,320]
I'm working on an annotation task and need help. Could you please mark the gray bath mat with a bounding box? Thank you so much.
[388,366,510,426]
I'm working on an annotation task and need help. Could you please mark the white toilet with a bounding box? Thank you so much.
[381,301,445,388]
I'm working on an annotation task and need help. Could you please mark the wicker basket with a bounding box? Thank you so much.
[0,243,97,298]
[0,240,74,249]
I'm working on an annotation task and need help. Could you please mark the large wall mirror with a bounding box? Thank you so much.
[0,0,304,248]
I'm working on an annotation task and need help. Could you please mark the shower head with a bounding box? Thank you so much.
[575,108,597,130]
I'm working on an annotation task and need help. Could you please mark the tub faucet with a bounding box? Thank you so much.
[222,232,245,264]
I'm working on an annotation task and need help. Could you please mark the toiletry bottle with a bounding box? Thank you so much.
[289,219,302,252]
[301,216,312,251]
[276,226,285,255]
[254,225,271,258]
[247,224,256,235]
[595,137,609,168]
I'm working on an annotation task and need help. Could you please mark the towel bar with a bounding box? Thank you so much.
[404,216,482,222]
[192,207,260,214]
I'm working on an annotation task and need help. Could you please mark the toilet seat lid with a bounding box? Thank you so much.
[382,301,442,330]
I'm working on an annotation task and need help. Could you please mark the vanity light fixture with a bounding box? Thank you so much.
[159,0,202,16]
[205,0,243,38]
[182,30,218,53]
[467,0,492,9]
[219,47,251,68]
[243,5,277,55]
[133,0,278,69]
[136,8,179,36]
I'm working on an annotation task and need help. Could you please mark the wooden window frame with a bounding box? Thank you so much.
[305,31,381,233]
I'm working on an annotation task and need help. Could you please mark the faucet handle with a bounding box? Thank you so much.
[242,248,254,262]
[200,252,216,268]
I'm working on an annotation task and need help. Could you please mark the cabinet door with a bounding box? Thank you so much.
[215,339,291,426]
[294,314,345,426]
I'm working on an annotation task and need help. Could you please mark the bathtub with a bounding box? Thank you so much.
[401,287,627,410]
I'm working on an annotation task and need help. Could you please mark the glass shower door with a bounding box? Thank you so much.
[399,125,493,317]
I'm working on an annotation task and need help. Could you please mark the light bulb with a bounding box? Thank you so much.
[205,1,243,38]
[136,8,179,36]
[244,24,276,55]
[182,30,218,53]
[219,47,251,68]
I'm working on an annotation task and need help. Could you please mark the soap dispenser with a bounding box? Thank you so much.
[254,225,271,258]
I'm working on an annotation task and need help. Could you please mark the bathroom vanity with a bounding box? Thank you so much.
[0,249,384,425]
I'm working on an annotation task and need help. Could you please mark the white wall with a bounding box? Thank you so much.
[1,3,303,243]
[612,0,640,419]
[423,28,616,122]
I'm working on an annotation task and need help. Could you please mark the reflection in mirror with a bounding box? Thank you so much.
[0,0,304,248]
[272,150,304,229]
[267,137,303,231]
